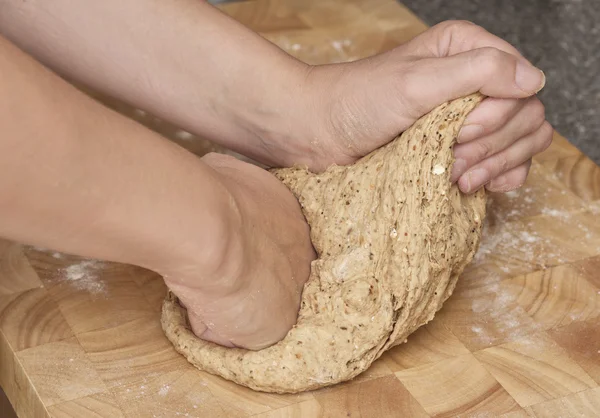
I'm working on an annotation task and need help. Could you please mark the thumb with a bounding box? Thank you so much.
[400,47,545,116]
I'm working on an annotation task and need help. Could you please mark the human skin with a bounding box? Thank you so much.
[0,1,551,349]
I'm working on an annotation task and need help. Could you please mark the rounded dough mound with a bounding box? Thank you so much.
[162,94,487,393]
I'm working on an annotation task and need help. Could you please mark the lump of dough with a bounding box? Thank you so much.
[161,94,487,393]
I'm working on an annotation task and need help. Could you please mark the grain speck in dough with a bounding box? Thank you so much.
[161,94,487,393]
[432,164,446,175]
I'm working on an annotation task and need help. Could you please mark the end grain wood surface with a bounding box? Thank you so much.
[1,0,600,416]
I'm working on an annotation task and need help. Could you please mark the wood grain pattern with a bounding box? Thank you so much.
[381,320,470,372]
[314,375,428,418]
[503,264,600,329]
[435,279,542,351]
[76,316,189,390]
[538,154,600,202]
[526,387,600,417]
[1,0,600,416]
[0,288,73,351]
[474,332,597,407]
[16,337,107,407]
[253,399,323,418]
[0,330,49,418]
[108,369,225,418]
[548,315,600,385]
[395,354,520,417]
[47,392,124,418]
[0,241,43,296]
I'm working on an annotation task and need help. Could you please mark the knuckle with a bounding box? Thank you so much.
[478,47,506,63]
[432,20,486,56]
[486,98,520,131]
[528,98,547,127]
[473,138,494,160]
[494,153,510,175]
[471,47,510,77]
[445,19,477,30]
[437,20,479,37]
[395,64,427,115]
[537,121,554,152]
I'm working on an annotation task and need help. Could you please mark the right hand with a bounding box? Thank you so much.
[162,153,316,350]
[269,21,552,194]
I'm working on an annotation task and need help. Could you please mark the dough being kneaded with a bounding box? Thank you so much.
[161,94,487,393]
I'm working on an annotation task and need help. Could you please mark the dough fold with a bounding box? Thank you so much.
[161,94,487,393]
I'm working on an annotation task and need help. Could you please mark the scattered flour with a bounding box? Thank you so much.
[331,40,344,52]
[61,260,107,295]
[541,207,572,219]
[472,179,600,275]
[329,39,355,61]
[519,231,538,243]
[469,282,542,347]
[464,180,600,348]
[158,384,171,397]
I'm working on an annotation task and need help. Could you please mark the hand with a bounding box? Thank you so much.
[162,153,316,350]
[295,20,552,193]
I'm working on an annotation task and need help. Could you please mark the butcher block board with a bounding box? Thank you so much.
[2,0,600,417]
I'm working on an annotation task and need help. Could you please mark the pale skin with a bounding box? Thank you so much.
[0,1,551,349]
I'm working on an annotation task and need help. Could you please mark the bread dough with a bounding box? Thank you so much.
[161,94,487,393]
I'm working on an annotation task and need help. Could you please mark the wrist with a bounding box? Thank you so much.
[252,63,355,171]
[148,159,246,296]
[234,61,333,169]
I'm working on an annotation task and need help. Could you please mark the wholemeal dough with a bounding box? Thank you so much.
[161,94,487,393]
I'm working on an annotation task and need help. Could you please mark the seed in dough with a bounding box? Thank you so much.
[161,94,487,393]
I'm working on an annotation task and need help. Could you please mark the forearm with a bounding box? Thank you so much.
[0,36,235,273]
[0,0,320,166]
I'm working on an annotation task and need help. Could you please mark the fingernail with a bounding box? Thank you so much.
[463,168,489,193]
[515,61,545,93]
[458,125,484,143]
[451,158,467,183]
[537,70,546,93]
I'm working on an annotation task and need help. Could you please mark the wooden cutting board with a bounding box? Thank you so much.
[2,0,600,416]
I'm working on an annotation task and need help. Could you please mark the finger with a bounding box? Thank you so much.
[457,121,553,193]
[187,311,208,336]
[486,160,532,193]
[200,328,236,348]
[187,311,236,347]
[404,20,525,60]
[451,97,546,181]
[399,48,545,119]
[458,97,524,143]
